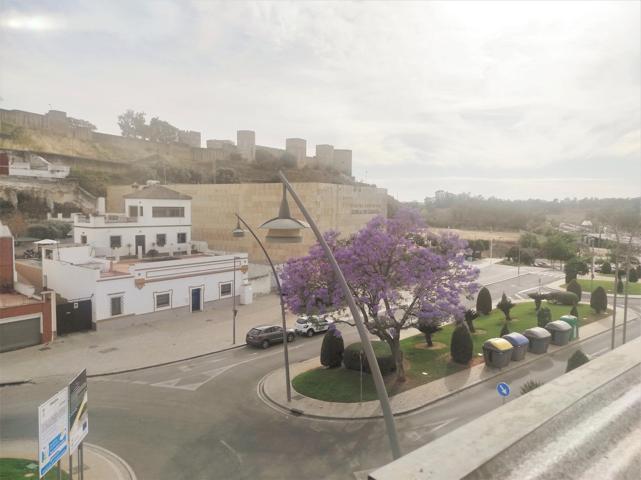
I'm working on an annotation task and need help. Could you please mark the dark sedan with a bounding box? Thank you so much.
[246,325,296,349]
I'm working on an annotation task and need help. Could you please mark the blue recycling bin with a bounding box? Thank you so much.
[502,332,529,361]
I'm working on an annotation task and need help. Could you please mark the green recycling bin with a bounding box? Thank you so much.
[559,315,579,340]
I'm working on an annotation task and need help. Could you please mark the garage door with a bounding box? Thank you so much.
[0,317,41,352]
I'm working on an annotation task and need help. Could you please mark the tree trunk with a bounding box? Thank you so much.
[390,336,406,382]
[424,333,433,347]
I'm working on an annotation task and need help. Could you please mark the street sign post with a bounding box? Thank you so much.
[68,369,89,480]
[497,382,510,405]
[38,388,68,479]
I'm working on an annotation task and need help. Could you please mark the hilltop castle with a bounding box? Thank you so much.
[0,108,353,177]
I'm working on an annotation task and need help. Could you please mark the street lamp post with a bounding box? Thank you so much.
[232,199,308,403]
[232,256,238,344]
[276,171,402,460]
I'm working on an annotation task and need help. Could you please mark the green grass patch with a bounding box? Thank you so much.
[0,458,69,480]
[292,301,607,403]
[570,279,641,295]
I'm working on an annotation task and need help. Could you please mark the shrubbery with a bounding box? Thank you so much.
[590,286,608,313]
[464,309,479,333]
[629,268,639,283]
[26,221,72,239]
[600,261,612,274]
[537,307,552,327]
[527,292,548,310]
[521,379,543,395]
[566,279,582,302]
[496,293,514,321]
[547,291,578,306]
[343,341,395,374]
[500,322,510,336]
[566,349,590,372]
[450,324,473,364]
[320,325,344,368]
[476,287,492,315]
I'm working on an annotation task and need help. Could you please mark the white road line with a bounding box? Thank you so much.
[220,439,243,466]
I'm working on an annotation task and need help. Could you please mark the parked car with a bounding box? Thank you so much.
[246,325,295,349]
[295,314,335,337]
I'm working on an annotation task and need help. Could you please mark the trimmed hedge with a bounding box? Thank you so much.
[566,349,590,372]
[566,279,582,301]
[537,307,552,327]
[476,287,492,315]
[320,326,344,368]
[450,324,473,364]
[547,291,578,306]
[590,286,608,313]
[343,341,395,374]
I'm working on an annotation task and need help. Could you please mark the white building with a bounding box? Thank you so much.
[73,183,192,258]
[5,151,70,178]
[42,244,250,323]
[46,183,253,324]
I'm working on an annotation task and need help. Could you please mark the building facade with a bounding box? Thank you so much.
[107,182,388,264]
[73,183,192,257]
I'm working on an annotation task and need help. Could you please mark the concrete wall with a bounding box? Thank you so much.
[42,257,99,301]
[107,182,388,264]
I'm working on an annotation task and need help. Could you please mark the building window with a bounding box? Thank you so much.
[110,236,122,248]
[152,206,185,218]
[139,206,143,216]
[177,232,187,244]
[44,249,53,260]
[220,282,232,298]
[80,235,87,244]
[128,205,138,218]
[110,296,123,316]
[155,292,171,310]
[156,234,166,247]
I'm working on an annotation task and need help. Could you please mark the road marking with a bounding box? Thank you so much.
[220,439,242,466]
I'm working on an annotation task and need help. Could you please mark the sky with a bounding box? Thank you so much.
[1,0,639,201]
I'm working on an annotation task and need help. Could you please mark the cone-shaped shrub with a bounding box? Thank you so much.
[566,349,590,372]
[566,279,582,302]
[450,324,473,364]
[320,324,344,368]
[629,268,639,283]
[590,286,608,313]
[537,307,552,327]
[476,287,492,315]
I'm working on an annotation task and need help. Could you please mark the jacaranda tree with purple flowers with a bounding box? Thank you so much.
[280,210,479,382]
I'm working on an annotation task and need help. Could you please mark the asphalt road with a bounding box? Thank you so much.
[1,264,639,480]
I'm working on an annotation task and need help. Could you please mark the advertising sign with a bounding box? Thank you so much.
[68,369,89,454]
[38,388,68,478]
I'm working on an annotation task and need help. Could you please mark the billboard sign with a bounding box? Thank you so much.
[68,369,89,454]
[38,388,68,478]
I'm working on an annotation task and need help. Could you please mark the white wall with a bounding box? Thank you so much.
[42,258,99,301]
[123,198,191,226]
[74,225,191,257]
[93,254,248,321]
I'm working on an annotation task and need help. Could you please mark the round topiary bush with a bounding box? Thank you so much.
[566,279,582,301]
[343,341,395,374]
[600,261,612,274]
[629,268,639,283]
[590,286,608,313]
[320,325,344,368]
[450,324,473,364]
[476,287,492,315]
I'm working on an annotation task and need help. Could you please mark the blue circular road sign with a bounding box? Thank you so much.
[497,382,510,397]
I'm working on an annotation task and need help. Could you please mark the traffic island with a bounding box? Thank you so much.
[0,441,137,480]
[258,306,620,420]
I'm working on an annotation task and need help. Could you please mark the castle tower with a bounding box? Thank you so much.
[286,138,307,168]
[315,144,334,169]
[333,149,352,176]
[237,130,256,162]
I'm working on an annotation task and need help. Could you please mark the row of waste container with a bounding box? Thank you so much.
[483,315,579,368]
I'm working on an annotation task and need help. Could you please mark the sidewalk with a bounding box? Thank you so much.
[259,313,630,420]
[0,440,136,480]
[0,293,289,385]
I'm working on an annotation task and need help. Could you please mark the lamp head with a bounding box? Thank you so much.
[259,185,309,243]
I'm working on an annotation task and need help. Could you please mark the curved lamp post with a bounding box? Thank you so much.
[275,171,402,460]
[232,190,308,403]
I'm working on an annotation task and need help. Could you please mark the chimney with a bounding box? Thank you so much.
[97,197,106,215]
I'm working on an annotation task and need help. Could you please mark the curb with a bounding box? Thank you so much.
[258,313,640,421]
[1,343,248,387]
[85,443,137,480]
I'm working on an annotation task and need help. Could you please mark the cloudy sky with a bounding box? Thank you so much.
[1,1,639,201]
